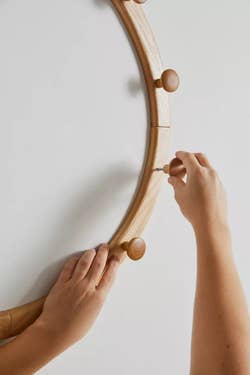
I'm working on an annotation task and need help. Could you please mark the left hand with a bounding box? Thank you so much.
[35,244,119,348]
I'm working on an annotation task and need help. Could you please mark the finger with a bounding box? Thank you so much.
[71,249,96,282]
[96,257,120,294]
[168,176,185,190]
[85,243,109,286]
[175,151,200,172]
[56,254,82,285]
[195,153,212,168]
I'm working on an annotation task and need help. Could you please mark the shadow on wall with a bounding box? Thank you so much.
[16,163,138,306]
[18,0,147,309]
[93,0,146,99]
[0,0,147,309]
[93,0,110,7]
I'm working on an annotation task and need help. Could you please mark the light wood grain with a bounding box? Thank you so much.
[0,0,173,339]
[109,126,170,258]
[109,0,171,258]
[111,0,170,127]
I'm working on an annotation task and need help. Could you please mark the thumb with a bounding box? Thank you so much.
[168,176,185,191]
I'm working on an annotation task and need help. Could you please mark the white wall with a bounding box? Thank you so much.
[0,1,250,374]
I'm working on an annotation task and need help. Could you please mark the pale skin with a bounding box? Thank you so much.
[0,151,249,374]
[169,151,250,375]
[0,244,120,374]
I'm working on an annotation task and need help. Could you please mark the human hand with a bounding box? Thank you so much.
[35,244,119,349]
[168,151,228,232]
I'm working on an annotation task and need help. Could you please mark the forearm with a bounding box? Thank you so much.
[191,222,250,374]
[0,320,66,374]
[0,245,118,374]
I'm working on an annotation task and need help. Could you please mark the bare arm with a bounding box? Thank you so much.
[169,151,250,375]
[0,244,119,374]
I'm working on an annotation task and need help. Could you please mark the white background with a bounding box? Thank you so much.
[0,0,250,374]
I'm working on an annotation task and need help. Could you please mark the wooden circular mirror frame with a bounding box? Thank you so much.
[0,0,179,340]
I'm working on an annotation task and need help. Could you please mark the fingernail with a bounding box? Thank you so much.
[84,248,96,255]
[99,243,109,251]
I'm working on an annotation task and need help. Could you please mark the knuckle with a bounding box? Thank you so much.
[196,152,206,158]
[64,258,74,267]
[63,262,72,271]
[79,259,89,269]
[78,280,93,296]
[67,282,77,296]
[63,260,74,272]
[85,285,95,298]
[176,151,188,159]
[208,168,217,178]
[80,250,95,262]
[84,249,96,257]
[193,167,206,182]
[85,275,95,288]
[94,260,102,269]
[182,152,192,160]
[193,166,203,177]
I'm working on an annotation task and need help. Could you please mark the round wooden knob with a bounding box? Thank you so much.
[156,69,179,93]
[121,238,146,261]
[163,158,186,178]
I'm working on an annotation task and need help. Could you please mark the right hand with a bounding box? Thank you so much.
[168,151,228,231]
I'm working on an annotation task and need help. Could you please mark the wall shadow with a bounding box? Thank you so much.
[1,0,150,313]
[16,163,138,306]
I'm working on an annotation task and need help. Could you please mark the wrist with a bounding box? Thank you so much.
[0,319,63,375]
[192,216,229,237]
[24,319,68,368]
[32,316,63,346]
[193,220,232,260]
[33,315,74,352]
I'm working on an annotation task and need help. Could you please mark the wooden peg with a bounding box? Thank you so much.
[155,69,179,93]
[121,238,146,261]
[160,157,186,178]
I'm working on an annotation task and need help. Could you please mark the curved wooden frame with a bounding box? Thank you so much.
[0,0,173,340]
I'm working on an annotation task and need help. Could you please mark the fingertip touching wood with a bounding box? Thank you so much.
[0,0,178,340]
